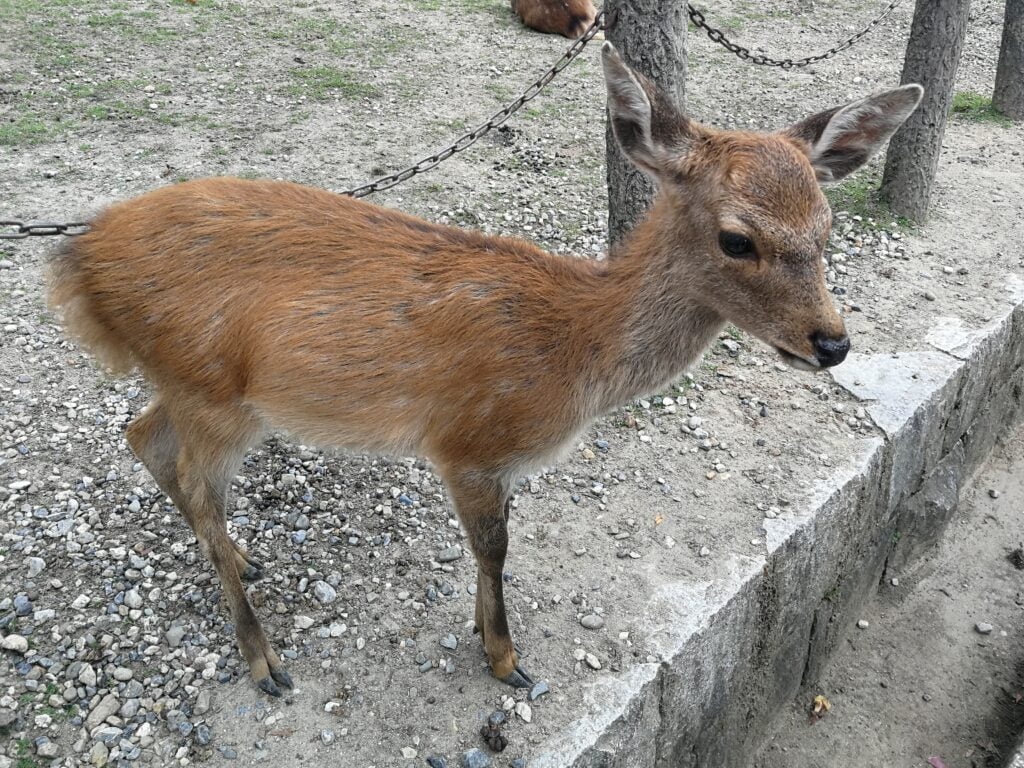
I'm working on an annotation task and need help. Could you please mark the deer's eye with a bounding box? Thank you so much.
[718,232,756,259]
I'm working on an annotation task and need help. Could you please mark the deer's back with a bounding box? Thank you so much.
[52,177,608,468]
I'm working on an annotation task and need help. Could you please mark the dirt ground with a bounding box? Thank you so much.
[754,425,1024,768]
[1,0,1023,767]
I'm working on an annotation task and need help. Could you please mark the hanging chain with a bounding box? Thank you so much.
[0,11,614,237]
[340,9,614,198]
[686,0,905,69]
[0,221,91,239]
[1,0,909,235]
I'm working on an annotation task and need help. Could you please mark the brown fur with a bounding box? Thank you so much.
[511,0,597,38]
[47,45,920,694]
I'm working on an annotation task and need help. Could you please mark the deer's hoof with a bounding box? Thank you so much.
[499,665,535,689]
[270,667,294,690]
[241,564,264,581]
[255,667,293,697]
[257,676,283,697]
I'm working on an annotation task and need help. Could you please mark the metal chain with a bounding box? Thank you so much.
[1,10,614,237]
[340,9,613,198]
[687,0,904,69]
[0,220,91,239]
[5,0,908,233]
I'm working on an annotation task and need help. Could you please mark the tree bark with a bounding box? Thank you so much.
[604,0,686,246]
[994,0,1024,119]
[879,0,971,223]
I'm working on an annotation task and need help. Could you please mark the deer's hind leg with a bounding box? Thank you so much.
[127,395,291,697]
[127,397,264,581]
[444,471,533,689]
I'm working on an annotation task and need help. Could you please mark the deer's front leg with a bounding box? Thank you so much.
[446,474,534,688]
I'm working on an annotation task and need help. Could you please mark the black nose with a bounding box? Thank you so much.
[812,332,850,368]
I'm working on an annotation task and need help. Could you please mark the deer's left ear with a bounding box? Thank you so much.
[783,84,924,183]
[602,42,696,181]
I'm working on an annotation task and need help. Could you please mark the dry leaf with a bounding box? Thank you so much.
[809,694,832,724]
[812,695,831,714]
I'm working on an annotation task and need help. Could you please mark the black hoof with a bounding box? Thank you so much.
[500,665,535,689]
[257,676,282,697]
[241,564,264,581]
[270,667,293,690]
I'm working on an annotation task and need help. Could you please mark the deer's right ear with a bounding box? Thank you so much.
[602,42,692,179]
[783,84,924,183]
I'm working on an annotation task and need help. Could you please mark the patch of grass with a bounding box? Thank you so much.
[408,0,495,11]
[951,91,1011,126]
[0,114,49,146]
[288,66,377,101]
[825,175,914,230]
[81,99,147,122]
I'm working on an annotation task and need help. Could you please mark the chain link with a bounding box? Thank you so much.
[0,220,90,239]
[1,1,904,233]
[340,9,613,198]
[687,0,904,69]
[0,12,614,237]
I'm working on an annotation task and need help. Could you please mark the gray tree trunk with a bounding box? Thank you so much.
[993,0,1024,119]
[879,0,971,223]
[604,0,686,246]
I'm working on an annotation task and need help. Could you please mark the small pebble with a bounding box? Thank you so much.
[436,546,463,563]
[976,622,994,635]
[528,681,550,701]
[856,619,869,629]
[514,701,532,723]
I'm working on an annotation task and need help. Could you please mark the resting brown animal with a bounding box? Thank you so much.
[512,0,597,38]
[48,43,922,696]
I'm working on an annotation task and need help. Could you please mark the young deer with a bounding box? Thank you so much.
[512,0,598,38]
[48,44,922,697]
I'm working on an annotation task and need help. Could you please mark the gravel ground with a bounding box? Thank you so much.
[1,0,1023,767]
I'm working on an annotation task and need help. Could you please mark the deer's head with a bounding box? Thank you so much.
[602,43,922,370]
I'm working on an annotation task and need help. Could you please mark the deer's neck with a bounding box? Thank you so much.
[581,198,723,413]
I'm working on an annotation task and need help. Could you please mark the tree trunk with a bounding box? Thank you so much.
[604,0,686,246]
[994,0,1024,119]
[879,0,971,223]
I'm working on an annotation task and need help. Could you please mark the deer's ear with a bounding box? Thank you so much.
[783,84,924,183]
[601,42,694,180]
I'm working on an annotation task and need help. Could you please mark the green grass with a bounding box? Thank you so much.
[951,91,1011,126]
[408,0,497,11]
[0,114,49,146]
[288,66,377,101]
[825,175,914,230]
